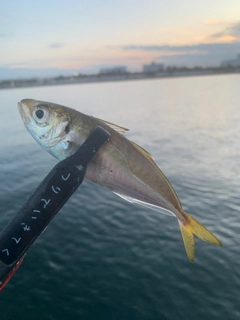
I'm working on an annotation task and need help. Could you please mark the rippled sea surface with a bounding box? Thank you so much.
[0,75,239,320]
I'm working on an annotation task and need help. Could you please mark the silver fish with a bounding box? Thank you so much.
[18,98,222,261]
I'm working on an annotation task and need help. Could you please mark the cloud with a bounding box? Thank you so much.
[122,21,240,58]
[123,42,240,53]
[209,21,240,40]
[204,19,219,25]
[48,43,66,49]
[122,42,240,67]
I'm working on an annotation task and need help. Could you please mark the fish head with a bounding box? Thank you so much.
[18,99,82,159]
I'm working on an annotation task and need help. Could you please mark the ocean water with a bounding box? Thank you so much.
[0,75,239,320]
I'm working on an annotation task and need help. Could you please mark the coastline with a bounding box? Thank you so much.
[1,67,240,90]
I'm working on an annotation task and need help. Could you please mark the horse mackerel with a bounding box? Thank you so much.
[18,98,222,262]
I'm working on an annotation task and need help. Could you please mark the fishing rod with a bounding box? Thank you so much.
[0,126,110,291]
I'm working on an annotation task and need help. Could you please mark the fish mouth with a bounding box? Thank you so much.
[18,101,31,125]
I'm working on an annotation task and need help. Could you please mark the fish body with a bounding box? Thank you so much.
[18,99,221,261]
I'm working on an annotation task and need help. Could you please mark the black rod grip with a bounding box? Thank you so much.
[0,126,110,286]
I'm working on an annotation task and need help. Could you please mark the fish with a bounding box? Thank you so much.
[18,98,222,262]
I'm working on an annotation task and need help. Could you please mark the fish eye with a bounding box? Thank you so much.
[33,105,50,124]
[36,109,44,119]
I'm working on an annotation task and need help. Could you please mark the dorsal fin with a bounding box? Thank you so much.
[130,140,155,163]
[96,118,129,136]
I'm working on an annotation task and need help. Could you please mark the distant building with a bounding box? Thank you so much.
[143,62,164,73]
[99,66,127,74]
[221,54,240,67]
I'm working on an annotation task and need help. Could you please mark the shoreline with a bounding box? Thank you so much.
[1,68,240,90]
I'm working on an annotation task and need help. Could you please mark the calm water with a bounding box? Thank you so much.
[0,75,239,320]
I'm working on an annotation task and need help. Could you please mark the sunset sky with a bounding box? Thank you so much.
[1,0,240,78]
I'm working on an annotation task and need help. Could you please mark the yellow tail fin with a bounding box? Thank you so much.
[179,212,222,262]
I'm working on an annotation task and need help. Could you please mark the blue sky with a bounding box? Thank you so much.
[1,0,240,79]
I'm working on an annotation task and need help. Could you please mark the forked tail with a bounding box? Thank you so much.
[179,211,222,262]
